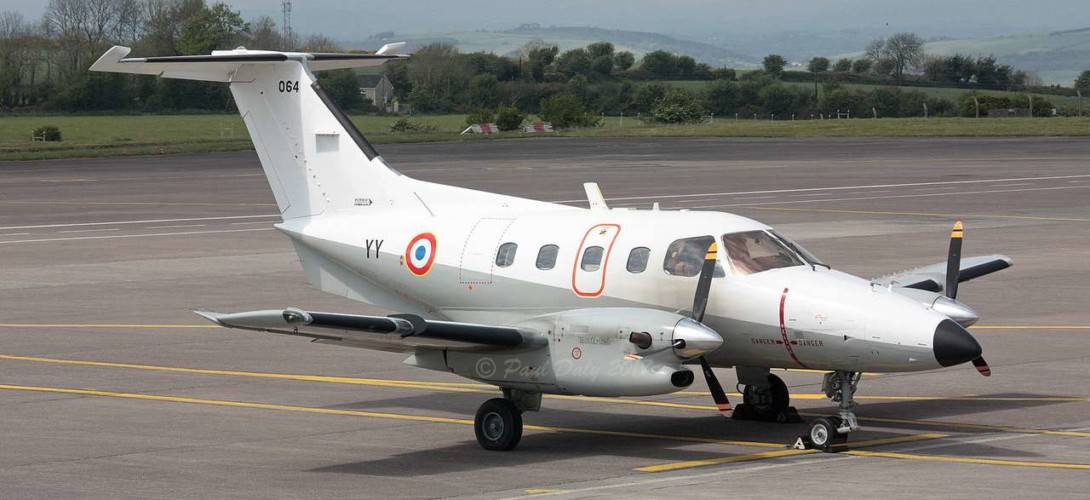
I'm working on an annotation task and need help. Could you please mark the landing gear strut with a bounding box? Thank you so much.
[799,370,860,452]
[732,373,802,423]
[473,389,540,451]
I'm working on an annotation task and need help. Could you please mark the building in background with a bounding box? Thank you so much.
[357,74,396,112]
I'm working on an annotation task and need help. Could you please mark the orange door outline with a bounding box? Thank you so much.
[571,224,621,297]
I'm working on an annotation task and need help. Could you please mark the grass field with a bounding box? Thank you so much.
[663,80,1086,110]
[2,113,1090,161]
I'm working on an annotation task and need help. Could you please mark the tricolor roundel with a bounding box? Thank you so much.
[405,232,437,276]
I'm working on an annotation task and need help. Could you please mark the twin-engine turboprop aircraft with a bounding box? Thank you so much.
[91,45,1011,451]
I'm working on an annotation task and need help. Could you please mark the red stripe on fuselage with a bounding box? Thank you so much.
[778,288,809,369]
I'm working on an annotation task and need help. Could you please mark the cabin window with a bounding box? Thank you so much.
[580,246,604,271]
[536,244,559,270]
[495,242,518,268]
[663,236,726,277]
[626,247,650,273]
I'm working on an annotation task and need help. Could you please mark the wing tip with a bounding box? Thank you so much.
[192,309,225,326]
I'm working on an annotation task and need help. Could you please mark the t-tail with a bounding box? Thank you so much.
[90,44,411,221]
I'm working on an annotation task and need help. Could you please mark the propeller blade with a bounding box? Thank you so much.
[946,221,963,299]
[691,240,719,323]
[972,356,991,376]
[698,356,732,415]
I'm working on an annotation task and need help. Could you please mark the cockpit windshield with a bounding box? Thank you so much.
[768,230,826,268]
[722,230,806,275]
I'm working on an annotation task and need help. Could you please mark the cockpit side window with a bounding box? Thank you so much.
[663,236,725,277]
[721,230,805,275]
[769,230,825,267]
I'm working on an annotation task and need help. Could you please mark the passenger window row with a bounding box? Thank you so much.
[494,243,654,275]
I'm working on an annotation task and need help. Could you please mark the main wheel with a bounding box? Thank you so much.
[474,398,523,451]
[742,373,790,421]
[808,417,847,452]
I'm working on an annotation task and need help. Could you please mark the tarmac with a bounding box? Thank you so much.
[1,136,1089,498]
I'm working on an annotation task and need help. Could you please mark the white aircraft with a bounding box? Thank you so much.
[91,45,1011,452]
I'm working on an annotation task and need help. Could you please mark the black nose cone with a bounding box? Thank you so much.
[933,319,983,367]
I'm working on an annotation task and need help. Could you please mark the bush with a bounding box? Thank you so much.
[33,125,62,142]
[495,106,525,131]
[389,118,437,133]
[465,108,494,126]
[540,94,600,128]
[649,88,705,123]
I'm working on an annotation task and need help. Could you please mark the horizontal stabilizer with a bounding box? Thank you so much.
[876,254,1013,292]
[90,45,408,81]
[195,308,541,352]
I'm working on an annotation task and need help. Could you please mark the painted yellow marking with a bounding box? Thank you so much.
[847,415,1090,438]
[636,433,946,472]
[524,489,569,495]
[736,205,1090,223]
[846,450,1090,471]
[0,384,783,449]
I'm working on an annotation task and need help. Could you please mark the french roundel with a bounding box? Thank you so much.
[405,233,437,276]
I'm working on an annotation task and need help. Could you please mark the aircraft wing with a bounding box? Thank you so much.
[874,254,1013,292]
[195,308,544,353]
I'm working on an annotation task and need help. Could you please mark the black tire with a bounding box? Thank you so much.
[742,374,790,421]
[808,417,847,452]
[474,398,523,451]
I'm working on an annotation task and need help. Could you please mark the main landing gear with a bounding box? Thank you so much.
[797,370,861,452]
[731,373,802,423]
[473,388,540,451]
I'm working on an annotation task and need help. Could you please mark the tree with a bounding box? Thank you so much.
[407,43,469,112]
[759,83,795,116]
[556,48,591,77]
[807,57,830,73]
[317,69,363,112]
[676,55,697,78]
[633,83,667,112]
[649,88,704,123]
[467,74,500,109]
[613,51,635,71]
[832,58,851,72]
[865,38,885,62]
[591,55,614,77]
[525,44,558,82]
[495,105,525,131]
[851,59,871,74]
[711,67,736,80]
[762,54,786,77]
[1077,70,1090,93]
[247,16,282,50]
[540,93,597,128]
[586,41,614,59]
[177,2,249,55]
[640,50,676,79]
[703,80,738,115]
[884,32,924,82]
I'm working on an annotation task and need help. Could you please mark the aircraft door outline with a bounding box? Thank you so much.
[571,224,621,297]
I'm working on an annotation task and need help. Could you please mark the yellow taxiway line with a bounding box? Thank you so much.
[4,353,1087,412]
[845,450,1090,471]
[0,383,780,449]
[0,324,221,329]
[838,415,1090,438]
[636,433,947,472]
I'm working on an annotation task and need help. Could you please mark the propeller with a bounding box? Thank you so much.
[691,239,732,415]
[945,221,990,376]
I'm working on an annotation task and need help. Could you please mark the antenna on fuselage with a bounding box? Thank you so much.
[583,182,609,210]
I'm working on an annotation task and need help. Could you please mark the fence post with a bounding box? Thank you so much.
[973,96,980,118]
[1027,93,1033,117]
[1078,90,1083,117]
[923,102,928,118]
[872,107,878,119]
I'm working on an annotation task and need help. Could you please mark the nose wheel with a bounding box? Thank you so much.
[795,371,860,452]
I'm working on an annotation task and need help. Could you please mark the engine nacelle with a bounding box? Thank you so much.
[520,308,718,397]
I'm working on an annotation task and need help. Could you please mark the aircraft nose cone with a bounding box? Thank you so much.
[933,319,982,367]
[673,318,723,358]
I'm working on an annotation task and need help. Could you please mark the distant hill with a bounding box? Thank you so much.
[833,28,1090,86]
[352,25,759,68]
[922,28,1090,86]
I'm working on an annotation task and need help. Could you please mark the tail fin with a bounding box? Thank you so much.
[91,45,410,220]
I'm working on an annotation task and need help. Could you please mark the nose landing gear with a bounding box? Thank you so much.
[795,370,860,452]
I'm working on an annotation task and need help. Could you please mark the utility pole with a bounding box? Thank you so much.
[281,1,294,50]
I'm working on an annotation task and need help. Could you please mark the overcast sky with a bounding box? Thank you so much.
[6,0,1090,41]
